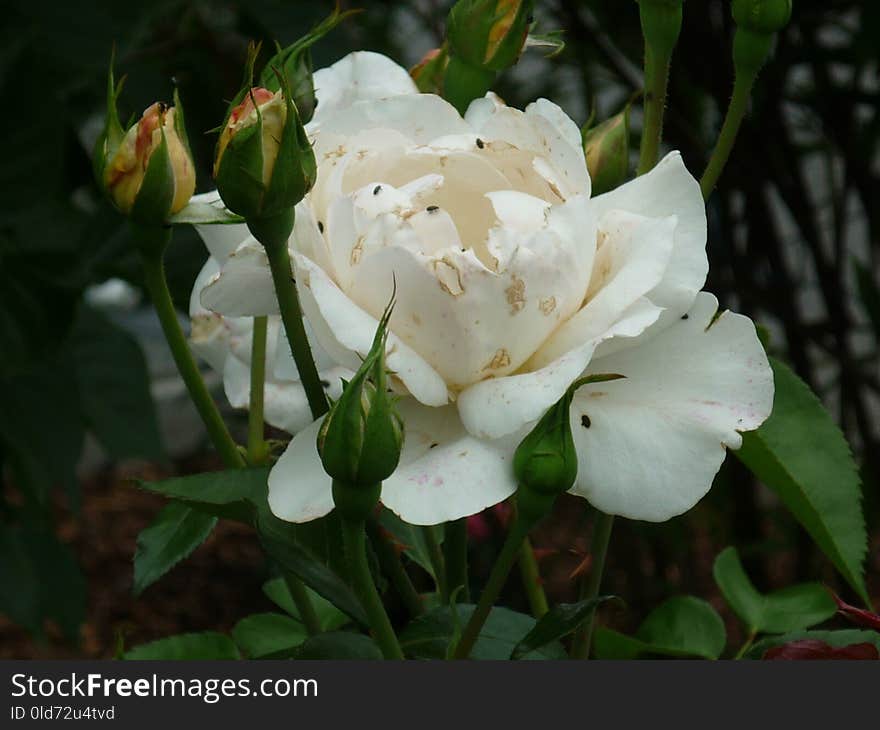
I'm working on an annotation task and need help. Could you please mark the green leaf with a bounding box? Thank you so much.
[133,501,217,596]
[593,596,726,659]
[510,596,618,659]
[736,357,868,603]
[72,306,163,461]
[712,546,836,634]
[0,524,86,641]
[292,632,382,660]
[231,612,308,658]
[399,605,567,660]
[138,467,267,523]
[124,632,240,660]
[377,508,442,579]
[256,512,368,628]
[745,629,880,659]
[261,577,349,631]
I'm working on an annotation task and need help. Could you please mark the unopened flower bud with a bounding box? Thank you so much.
[731,0,792,79]
[514,373,622,523]
[410,46,449,94]
[318,307,403,519]
[582,105,630,196]
[448,0,534,72]
[636,0,684,61]
[101,98,195,223]
[732,0,792,34]
[214,48,317,229]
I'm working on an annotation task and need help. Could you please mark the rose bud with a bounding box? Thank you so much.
[410,46,449,94]
[514,373,623,523]
[100,95,195,224]
[318,307,404,521]
[732,0,792,34]
[731,0,792,79]
[213,53,317,232]
[444,0,535,113]
[582,105,631,196]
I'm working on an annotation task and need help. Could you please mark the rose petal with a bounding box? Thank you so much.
[268,419,335,523]
[294,252,450,407]
[569,292,774,521]
[311,51,419,126]
[380,399,519,525]
[591,151,706,332]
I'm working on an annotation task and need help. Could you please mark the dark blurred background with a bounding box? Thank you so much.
[0,0,877,657]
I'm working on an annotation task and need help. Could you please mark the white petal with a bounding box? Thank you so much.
[294,253,450,407]
[381,399,519,525]
[311,51,418,125]
[200,240,279,316]
[465,94,590,198]
[569,292,774,521]
[344,196,595,389]
[268,419,335,523]
[317,93,470,145]
[592,151,706,328]
[456,297,658,440]
[191,191,250,262]
[529,209,675,368]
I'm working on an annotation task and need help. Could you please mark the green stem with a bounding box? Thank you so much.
[367,519,424,618]
[519,537,549,618]
[700,74,755,199]
[341,516,404,659]
[423,526,448,601]
[444,518,469,603]
[246,315,269,465]
[453,517,533,660]
[258,211,328,421]
[570,511,614,659]
[636,44,672,175]
[284,572,322,636]
[137,227,244,469]
[733,629,757,660]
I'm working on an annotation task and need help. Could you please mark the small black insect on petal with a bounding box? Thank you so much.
[426,205,439,213]
[681,313,689,320]
[581,414,591,429]
[373,185,382,195]
[317,221,324,233]
[476,137,485,149]
[429,442,439,449]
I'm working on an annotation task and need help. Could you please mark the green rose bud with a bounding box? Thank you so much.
[582,105,631,196]
[443,0,534,114]
[731,0,793,79]
[636,0,684,61]
[447,0,534,72]
[732,0,792,34]
[95,59,195,225]
[214,84,316,224]
[514,373,623,524]
[318,306,404,520]
[410,46,449,95]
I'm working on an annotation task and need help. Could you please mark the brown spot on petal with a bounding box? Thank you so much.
[505,274,526,314]
[482,348,511,371]
[350,236,365,265]
[539,296,557,315]
[433,258,465,296]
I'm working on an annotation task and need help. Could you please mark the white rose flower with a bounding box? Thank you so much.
[190,51,774,526]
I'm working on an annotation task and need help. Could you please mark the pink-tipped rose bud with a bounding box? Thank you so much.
[213,87,284,187]
[104,101,195,218]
